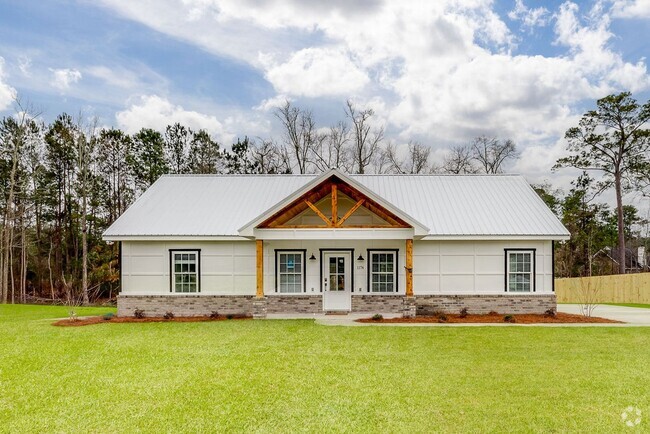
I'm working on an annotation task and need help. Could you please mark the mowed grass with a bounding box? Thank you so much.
[0,305,649,433]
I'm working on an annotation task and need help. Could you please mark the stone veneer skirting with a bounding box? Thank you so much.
[351,294,404,313]
[266,295,322,314]
[415,294,556,315]
[117,293,556,317]
[117,295,255,317]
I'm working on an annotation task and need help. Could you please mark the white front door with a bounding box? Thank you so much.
[322,251,352,311]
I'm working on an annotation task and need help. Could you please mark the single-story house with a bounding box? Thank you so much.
[103,168,570,318]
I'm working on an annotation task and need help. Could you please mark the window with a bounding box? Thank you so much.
[369,250,397,293]
[506,250,535,292]
[171,250,200,293]
[276,250,305,293]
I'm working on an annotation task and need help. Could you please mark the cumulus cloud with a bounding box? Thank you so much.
[611,0,650,18]
[263,47,369,98]
[49,68,82,92]
[0,57,17,111]
[95,0,650,151]
[116,95,236,142]
[508,0,550,29]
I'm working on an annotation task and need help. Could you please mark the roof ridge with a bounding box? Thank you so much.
[159,173,523,178]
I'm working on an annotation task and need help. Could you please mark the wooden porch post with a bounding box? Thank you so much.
[256,240,264,298]
[405,239,413,297]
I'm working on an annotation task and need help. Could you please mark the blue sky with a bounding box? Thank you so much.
[0,0,648,185]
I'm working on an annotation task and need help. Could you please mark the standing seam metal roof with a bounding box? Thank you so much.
[102,173,569,237]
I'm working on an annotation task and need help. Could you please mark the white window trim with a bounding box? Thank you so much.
[170,250,200,293]
[505,249,535,293]
[275,250,306,294]
[368,250,398,293]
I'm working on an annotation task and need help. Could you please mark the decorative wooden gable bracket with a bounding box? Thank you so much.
[257,177,410,229]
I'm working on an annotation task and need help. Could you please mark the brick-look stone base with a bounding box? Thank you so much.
[118,293,557,318]
[415,294,556,315]
[403,297,417,318]
[351,294,404,313]
[266,295,322,314]
[117,295,255,317]
[252,298,267,319]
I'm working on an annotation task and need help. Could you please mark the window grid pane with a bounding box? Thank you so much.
[172,252,198,293]
[278,252,304,293]
[507,251,532,293]
[370,252,396,293]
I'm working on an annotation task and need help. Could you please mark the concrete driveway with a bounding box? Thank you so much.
[558,304,650,324]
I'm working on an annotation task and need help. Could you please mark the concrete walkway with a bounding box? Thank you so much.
[558,304,650,325]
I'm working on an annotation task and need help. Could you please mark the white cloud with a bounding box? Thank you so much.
[263,47,369,98]
[0,57,17,111]
[92,0,650,173]
[85,65,141,89]
[116,95,234,142]
[18,56,32,77]
[611,0,650,18]
[49,68,82,92]
[508,0,550,29]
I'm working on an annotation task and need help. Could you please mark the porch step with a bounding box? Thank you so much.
[324,311,349,315]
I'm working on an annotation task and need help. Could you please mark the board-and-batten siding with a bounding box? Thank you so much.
[121,241,256,295]
[120,240,553,295]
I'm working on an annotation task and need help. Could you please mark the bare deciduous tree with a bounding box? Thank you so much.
[382,142,433,174]
[471,136,519,174]
[251,139,292,174]
[346,100,384,174]
[311,121,352,172]
[275,101,322,174]
[442,145,478,174]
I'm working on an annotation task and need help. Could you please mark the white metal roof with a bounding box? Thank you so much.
[103,170,569,239]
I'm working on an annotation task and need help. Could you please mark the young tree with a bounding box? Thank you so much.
[555,92,650,274]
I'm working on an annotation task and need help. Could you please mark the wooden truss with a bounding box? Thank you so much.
[257,176,410,229]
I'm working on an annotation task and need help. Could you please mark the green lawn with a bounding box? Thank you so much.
[604,303,650,309]
[1,305,649,433]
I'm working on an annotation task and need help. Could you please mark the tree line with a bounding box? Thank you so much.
[0,93,648,304]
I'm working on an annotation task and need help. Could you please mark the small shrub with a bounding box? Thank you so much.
[544,308,556,318]
[504,314,516,323]
[209,311,220,319]
[429,309,445,318]
[133,308,145,319]
[488,310,499,316]
[102,312,114,321]
[371,314,383,321]
[226,314,234,320]
[163,311,175,320]
[437,314,448,323]
[459,307,469,318]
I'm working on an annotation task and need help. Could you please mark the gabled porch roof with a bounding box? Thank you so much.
[237,169,430,238]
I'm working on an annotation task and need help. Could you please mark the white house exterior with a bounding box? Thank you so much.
[103,169,569,318]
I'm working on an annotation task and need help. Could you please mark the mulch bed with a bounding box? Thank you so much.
[53,315,252,327]
[357,312,621,324]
